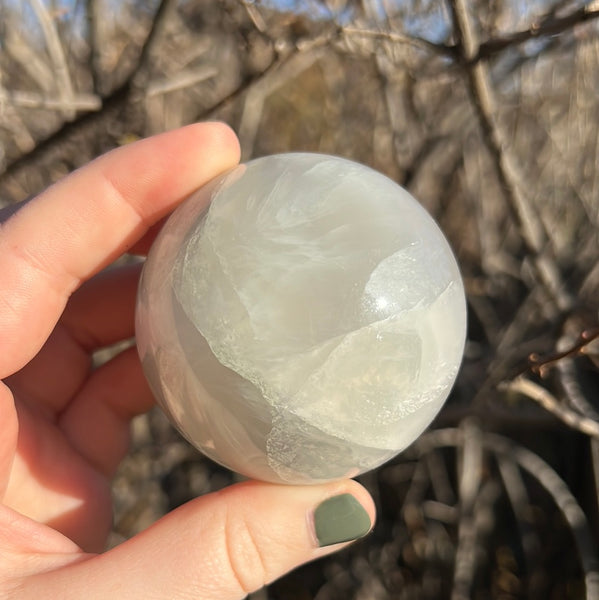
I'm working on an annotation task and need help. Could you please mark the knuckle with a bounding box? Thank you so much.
[222,506,268,595]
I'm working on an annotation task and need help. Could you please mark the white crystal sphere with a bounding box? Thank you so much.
[136,153,467,484]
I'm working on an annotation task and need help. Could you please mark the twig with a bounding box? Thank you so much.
[499,376,599,438]
[556,330,599,427]
[529,327,599,377]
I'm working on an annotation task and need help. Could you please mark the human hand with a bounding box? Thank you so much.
[0,124,375,599]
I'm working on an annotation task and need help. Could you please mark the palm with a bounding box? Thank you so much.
[2,264,152,552]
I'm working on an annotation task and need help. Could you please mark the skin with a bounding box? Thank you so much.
[0,123,375,600]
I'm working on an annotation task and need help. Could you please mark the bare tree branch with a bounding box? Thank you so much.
[450,0,574,314]
[473,5,599,64]
[500,376,599,438]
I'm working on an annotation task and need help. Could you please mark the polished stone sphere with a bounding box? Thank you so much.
[135,153,467,484]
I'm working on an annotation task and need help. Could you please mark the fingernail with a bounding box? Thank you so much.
[313,493,372,547]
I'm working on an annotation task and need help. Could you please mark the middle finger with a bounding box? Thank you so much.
[7,263,142,414]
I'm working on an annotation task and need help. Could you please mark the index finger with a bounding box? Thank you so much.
[0,123,240,377]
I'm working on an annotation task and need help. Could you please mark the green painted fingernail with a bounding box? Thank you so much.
[313,493,371,547]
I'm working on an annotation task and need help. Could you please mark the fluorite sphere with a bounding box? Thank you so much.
[135,153,467,484]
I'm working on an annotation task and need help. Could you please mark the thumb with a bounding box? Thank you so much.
[27,479,375,599]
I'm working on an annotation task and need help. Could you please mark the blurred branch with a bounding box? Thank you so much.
[422,500,457,524]
[496,455,541,584]
[473,5,599,64]
[479,287,553,392]
[451,419,483,600]
[0,89,101,111]
[134,0,176,79]
[500,376,599,438]
[341,26,457,58]
[198,36,289,123]
[146,66,218,97]
[28,0,76,119]
[484,432,599,599]
[580,261,599,300]
[418,429,599,598]
[238,42,328,159]
[3,31,55,92]
[450,0,573,314]
[343,5,599,67]
[555,326,599,428]
[240,0,267,32]
[85,0,101,94]
[402,459,429,531]
[0,87,36,153]
[426,450,456,506]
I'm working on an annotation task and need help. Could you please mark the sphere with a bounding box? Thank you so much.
[135,153,467,484]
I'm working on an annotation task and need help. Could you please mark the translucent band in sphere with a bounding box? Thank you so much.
[135,153,467,484]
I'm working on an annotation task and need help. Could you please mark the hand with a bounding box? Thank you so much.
[0,124,375,599]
